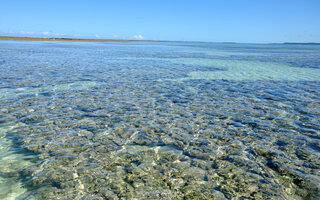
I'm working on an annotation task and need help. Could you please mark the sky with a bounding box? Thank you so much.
[0,0,320,43]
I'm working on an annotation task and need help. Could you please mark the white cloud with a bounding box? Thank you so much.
[19,31,35,35]
[40,31,67,37]
[95,34,100,38]
[42,31,50,35]
[1,30,71,38]
[133,35,144,40]
[0,30,15,34]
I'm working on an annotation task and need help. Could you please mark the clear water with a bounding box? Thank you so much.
[0,41,319,199]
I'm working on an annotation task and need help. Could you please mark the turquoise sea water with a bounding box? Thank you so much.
[0,41,319,199]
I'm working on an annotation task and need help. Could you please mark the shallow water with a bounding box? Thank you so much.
[0,41,319,199]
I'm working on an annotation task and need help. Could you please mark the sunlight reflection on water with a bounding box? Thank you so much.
[0,41,319,199]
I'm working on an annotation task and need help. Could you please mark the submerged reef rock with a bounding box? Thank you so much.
[3,79,319,199]
[0,41,319,199]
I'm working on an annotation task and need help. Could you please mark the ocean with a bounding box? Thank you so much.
[0,40,319,199]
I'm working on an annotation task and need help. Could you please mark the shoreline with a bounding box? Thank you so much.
[1,36,319,45]
[0,36,205,43]
[0,36,133,43]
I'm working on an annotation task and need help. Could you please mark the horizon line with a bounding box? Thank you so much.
[0,35,206,44]
[0,36,319,45]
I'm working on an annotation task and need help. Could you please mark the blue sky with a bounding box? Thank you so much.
[0,0,319,43]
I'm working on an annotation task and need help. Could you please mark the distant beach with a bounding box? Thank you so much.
[0,36,132,43]
[0,36,206,43]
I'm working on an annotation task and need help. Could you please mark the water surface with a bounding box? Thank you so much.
[0,41,319,199]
